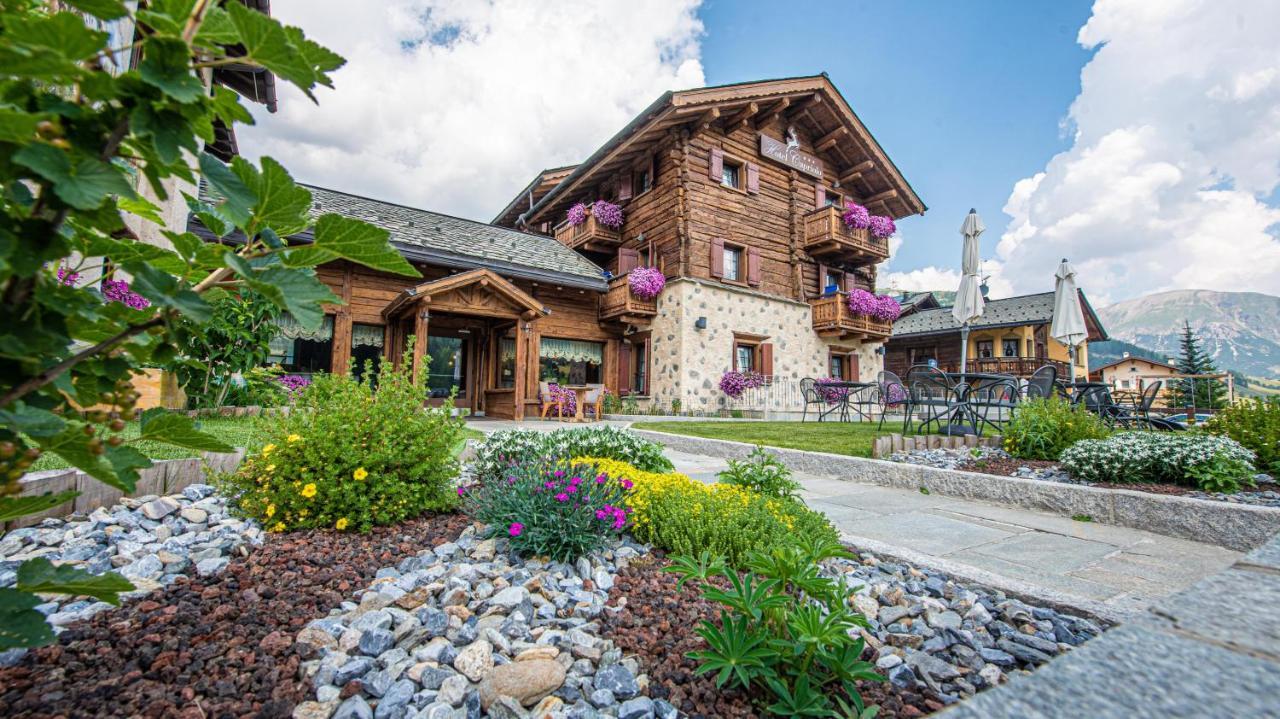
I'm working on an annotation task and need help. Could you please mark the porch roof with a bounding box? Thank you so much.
[382,268,548,321]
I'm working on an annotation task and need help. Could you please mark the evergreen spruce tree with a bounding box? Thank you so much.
[1172,321,1228,410]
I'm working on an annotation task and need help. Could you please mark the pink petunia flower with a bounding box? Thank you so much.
[509,522,524,537]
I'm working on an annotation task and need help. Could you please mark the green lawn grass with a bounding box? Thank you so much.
[630,420,920,457]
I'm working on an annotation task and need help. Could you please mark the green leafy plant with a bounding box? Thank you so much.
[602,391,622,415]
[0,1,412,647]
[622,392,640,415]
[170,288,281,409]
[219,346,462,533]
[1060,431,1256,492]
[1072,514,1093,522]
[1205,398,1280,474]
[464,458,631,561]
[472,426,673,482]
[1003,397,1110,460]
[718,445,800,499]
[667,535,881,718]
[671,398,682,415]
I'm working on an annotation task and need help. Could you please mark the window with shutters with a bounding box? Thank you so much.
[829,354,845,379]
[822,268,844,294]
[723,244,743,281]
[735,343,755,373]
[721,159,741,189]
[632,339,649,395]
[634,166,652,195]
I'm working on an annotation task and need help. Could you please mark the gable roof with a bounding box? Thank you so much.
[895,291,944,317]
[382,268,547,320]
[521,74,926,227]
[891,290,1109,341]
[188,181,608,291]
[492,164,577,228]
[1093,356,1179,373]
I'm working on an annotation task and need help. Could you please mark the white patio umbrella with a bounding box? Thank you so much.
[1050,258,1087,382]
[952,209,985,374]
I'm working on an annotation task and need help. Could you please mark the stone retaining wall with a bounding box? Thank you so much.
[631,429,1280,552]
[6,450,246,531]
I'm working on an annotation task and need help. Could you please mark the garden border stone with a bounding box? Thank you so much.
[629,429,1280,552]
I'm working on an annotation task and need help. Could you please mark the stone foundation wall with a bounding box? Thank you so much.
[644,279,883,414]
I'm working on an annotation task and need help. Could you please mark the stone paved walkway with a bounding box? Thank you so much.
[463,419,1241,618]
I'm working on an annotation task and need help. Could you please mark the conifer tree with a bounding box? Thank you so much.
[1172,321,1227,409]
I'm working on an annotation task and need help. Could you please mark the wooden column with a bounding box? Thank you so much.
[331,264,355,374]
[513,320,527,420]
[411,308,429,385]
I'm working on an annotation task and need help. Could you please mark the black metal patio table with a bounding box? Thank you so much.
[819,381,876,422]
[942,372,1019,435]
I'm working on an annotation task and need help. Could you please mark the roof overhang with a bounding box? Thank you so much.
[382,268,548,320]
[492,164,578,228]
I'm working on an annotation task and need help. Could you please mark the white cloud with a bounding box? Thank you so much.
[237,0,705,220]
[991,0,1280,304]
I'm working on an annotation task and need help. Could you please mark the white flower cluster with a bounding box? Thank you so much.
[1060,431,1255,485]
[472,425,672,482]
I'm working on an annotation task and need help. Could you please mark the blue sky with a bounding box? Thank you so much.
[698,0,1095,280]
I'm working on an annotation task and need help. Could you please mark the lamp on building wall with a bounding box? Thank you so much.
[875,345,886,356]
[695,317,707,330]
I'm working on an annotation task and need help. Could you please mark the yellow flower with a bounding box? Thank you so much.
[262,443,276,456]
[266,464,276,472]
[271,521,286,532]
[301,483,317,498]
[266,503,276,517]
[287,434,302,443]
[336,517,349,530]
[353,467,369,481]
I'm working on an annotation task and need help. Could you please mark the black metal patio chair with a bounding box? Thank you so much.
[876,370,909,430]
[1026,364,1058,400]
[968,375,1021,436]
[800,378,840,422]
[905,365,964,435]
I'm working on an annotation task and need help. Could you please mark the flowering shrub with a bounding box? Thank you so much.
[219,354,463,532]
[1059,431,1256,493]
[868,215,896,238]
[462,458,631,561]
[593,200,624,228]
[1003,397,1110,461]
[277,374,311,395]
[473,426,673,483]
[846,289,901,322]
[101,278,152,310]
[56,265,79,285]
[719,370,766,399]
[539,383,578,418]
[566,202,588,226]
[584,457,838,567]
[841,201,870,230]
[628,266,666,300]
[1205,398,1280,474]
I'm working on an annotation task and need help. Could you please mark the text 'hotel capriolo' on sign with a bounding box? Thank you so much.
[758,131,824,178]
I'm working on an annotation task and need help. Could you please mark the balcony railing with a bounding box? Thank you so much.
[599,275,658,324]
[802,206,890,263]
[809,292,892,339]
[554,212,622,252]
[935,357,1071,378]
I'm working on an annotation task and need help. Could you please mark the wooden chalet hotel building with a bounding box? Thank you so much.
[193,75,925,418]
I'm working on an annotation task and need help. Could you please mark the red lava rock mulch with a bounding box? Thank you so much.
[0,513,470,719]
[600,554,942,719]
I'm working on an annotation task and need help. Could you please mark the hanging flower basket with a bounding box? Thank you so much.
[841,202,870,230]
[719,370,765,399]
[868,215,896,239]
[566,203,588,227]
[846,289,902,322]
[628,266,665,301]
[592,200,624,229]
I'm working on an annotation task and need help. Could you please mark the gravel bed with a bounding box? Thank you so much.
[293,526,664,719]
[891,447,1280,507]
[0,484,261,635]
[0,513,470,719]
[602,550,1105,719]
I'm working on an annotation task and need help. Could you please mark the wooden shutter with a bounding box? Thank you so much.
[817,263,830,294]
[746,162,760,194]
[814,183,825,209]
[618,174,633,202]
[746,247,761,286]
[849,352,861,381]
[709,147,723,181]
[617,342,632,394]
[710,237,725,278]
[641,338,651,394]
[617,247,641,274]
[760,343,774,377]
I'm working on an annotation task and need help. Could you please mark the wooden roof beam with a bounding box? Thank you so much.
[839,160,875,186]
[724,101,759,130]
[696,106,721,130]
[755,97,791,128]
[863,189,898,205]
[815,126,848,153]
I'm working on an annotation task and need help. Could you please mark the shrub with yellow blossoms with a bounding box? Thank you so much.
[577,457,837,567]
[219,349,463,532]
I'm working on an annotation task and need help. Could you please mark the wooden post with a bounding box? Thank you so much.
[513,321,528,420]
[332,310,352,374]
[412,309,429,386]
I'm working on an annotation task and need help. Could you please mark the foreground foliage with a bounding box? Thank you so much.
[1205,397,1280,475]
[472,426,674,482]
[463,458,631,561]
[667,537,881,718]
[584,457,838,567]
[1060,431,1256,492]
[0,1,411,645]
[221,352,462,533]
[1002,397,1110,461]
[717,445,800,499]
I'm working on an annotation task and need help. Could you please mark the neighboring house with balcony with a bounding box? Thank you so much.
[1094,354,1180,407]
[885,291,1108,381]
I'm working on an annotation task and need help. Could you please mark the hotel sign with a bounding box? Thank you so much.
[759,132,823,178]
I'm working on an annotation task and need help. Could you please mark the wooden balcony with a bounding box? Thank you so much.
[554,212,622,253]
[935,357,1071,378]
[599,275,658,325]
[809,292,892,340]
[802,206,890,263]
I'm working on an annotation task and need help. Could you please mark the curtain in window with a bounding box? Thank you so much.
[352,323,384,348]
[500,338,517,363]
[539,338,603,364]
[269,314,333,361]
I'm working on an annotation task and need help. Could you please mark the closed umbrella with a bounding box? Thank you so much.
[1051,258,1087,382]
[953,209,985,375]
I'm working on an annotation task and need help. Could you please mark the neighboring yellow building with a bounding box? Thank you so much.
[1095,355,1180,406]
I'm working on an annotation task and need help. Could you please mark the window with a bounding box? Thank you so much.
[721,159,741,189]
[426,335,465,398]
[823,268,843,294]
[539,338,603,385]
[976,340,994,359]
[723,245,743,281]
[632,341,648,394]
[1002,339,1020,357]
[267,313,334,375]
[1026,339,1033,357]
[829,355,845,379]
[635,166,652,195]
[1120,379,1131,389]
[824,191,842,207]
[351,323,384,384]
[735,344,755,373]
[638,245,651,268]
[498,338,516,388]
